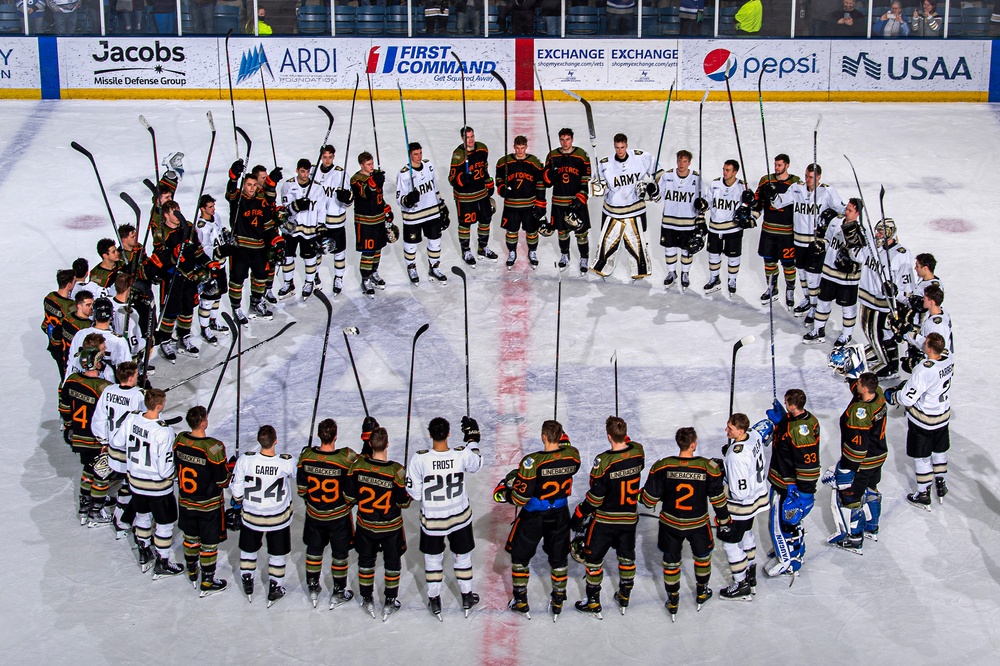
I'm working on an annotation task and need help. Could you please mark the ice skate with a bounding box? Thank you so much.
[506,250,516,269]
[461,591,480,618]
[152,557,184,580]
[200,326,218,346]
[263,288,277,305]
[477,246,498,261]
[178,335,199,358]
[362,278,376,299]
[277,280,296,300]
[361,595,377,618]
[509,587,530,620]
[528,250,539,268]
[666,592,679,621]
[371,272,386,290]
[462,250,476,267]
[248,297,273,320]
[803,328,826,344]
[428,262,447,282]
[793,300,811,317]
[664,271,676,288]
[557,253,570,270]
[719,578,753,601]
[907,490,932,511]
[696,583,712,610]
[329,586,353,610]
[550,590,565,622]
[309,580,322,608]
[242,573,254,602]
[159,339,177,363]
[300,281,314,300]
[266,580,285,608]
[407,263,420,284]
[935,477,948,503]
[428,595,443,621]
[382,597,401,622]
[199,573,227,598]
[332,276,344,295]
[703,276,721,294]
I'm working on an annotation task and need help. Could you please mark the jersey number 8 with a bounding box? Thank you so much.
[423,472,465,502]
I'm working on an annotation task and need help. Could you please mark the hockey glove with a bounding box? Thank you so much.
[461,416,481,444]
[383,207,394,225]
[224,504,243,531]
[883,382,906,407]
[820,207,839,224]
[716,518,733,541]
[489,198,497,216]
[371,169,385,188]
[711,457,726,483]
[740,189,756,206]
[821,465,855,490]
[782,485,814,526]
[842,218,865,250]
[335,188,353,205]
[559,431,572,447]
[269,167,283,184]
[534,205,548,224]
[882,280,898,299]
[361,415,380,445]
[292,197,311,213]
[493,470,517,504]
[766,398,786,426]
[63,424,74,446]
[758,181,777,203]
[229,159,245,180]
[402,190,420,208]
[694,196,709,213]
[734,205,755,229]
[570,504,590,532]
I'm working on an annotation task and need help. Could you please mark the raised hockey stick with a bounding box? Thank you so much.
[554,262,563,420]
[563,89,600,195]
[535,64,552,154]
[163,321,297,392]
[366,72,381,168]
[397,82,417,199]
[303,105,335,202]
[307,291,335,448]
[342,326,369,417]
[450,51,470,174]
[206,312,240,414]
[812,116,821,254]
[728,334,756,419]
[340,75,360,189]
[230,125,253,220]
[403,323,431,464]
[611,351,618,417]
[451,266,471,417]
[652,82,676,173]
[259,69,278,168]
[757,69,772,190]
[138,115,159,183]
[71,141,124,248]
[768,279,777,402]
[844,156,897,320]
[491,71,509,182]
[876,185,899,321]
[697,90,709,208]
[224,28,239,158]
[724,70,752,195]
[193,111,216,219]
[235,311,242,455]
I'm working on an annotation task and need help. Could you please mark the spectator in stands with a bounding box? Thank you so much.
[539,0,559,34]
[47,0,81,34]
[455,0,482,34]
[510,0,536,34]
[910,0,941,37]
[151,0,176,34]
[827,0,866,36]
[494,0,513,34]
[190,0,215,34]
[16,0,47,34]
[606,0,636,34]
[426,0,450,34]
[680,0,705,36]
[874,1,910,36]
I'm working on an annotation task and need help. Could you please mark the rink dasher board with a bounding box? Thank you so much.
[0,36,996,102]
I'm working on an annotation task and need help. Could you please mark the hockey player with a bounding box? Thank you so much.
[856,218,914,379]
[62,290,93,369]
[901,285,952,372]
[571,416,645,617]
[912,252,942,299]
[117,223,156,342]
[396,142,450,283]
[543,128,592,273]
[150,201,215,361]
[81,238,121,300]
[640,427,729,619]
[118,388,185,578]
[230,425,297,606]
[825,370,888,551]
[314,145,353,295]
[193,194,233,345]
[494,420,581,619]
[278,158,327,301]
[448,126,498,266]
[885,332,954,509]
[351,151,396,297]
[771,163,846,325]
[495,135,547,270]
[69,256,90,298]
[110,274,146,364]
[655,150,708,290]
[764,389,820,578]
[42,268,76,379]
[60,344,112,526]
[406,416,484,619]
[65,302,131,383]
[718,413,771,601]
[92,361,143,536]
[226,164,282,324]
[591,134,656,282]
[344,426,411,620]
[754,154,801,306]
[804,198,866,346]
[174,405,231,596]
[705,160,755,295]
[296,418,360,609]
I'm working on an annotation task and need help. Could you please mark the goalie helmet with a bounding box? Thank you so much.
[828,343,868,379]
[874,218,896,248]
[161,151,185,178]
[92,297,113,322]
[76,345,102,372]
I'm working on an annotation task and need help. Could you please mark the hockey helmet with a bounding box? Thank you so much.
[77,345,103,372]
[686,232,706,255]
[538,224,556,237]
[828,343,868,379]
[386,223,400,244]
[570,534,588,564]
[874,218,896,247]
[93,297,114,322]
[563,209,581,230]
[161,151,185,179]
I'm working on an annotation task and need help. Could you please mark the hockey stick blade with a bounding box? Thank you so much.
[318,104,334,125]
[235,126,252,157]
[734,334,756,352]
[343,326,359,336]
[450,266,467,281]
[414,323,430,340]
[70,141,93,160]
[142,178,156,195]
[490,71,507,92]
[206,110,215,132]
[119,192,141,225]
[139,114,152,131]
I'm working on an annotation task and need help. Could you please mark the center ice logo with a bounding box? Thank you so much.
[237,44,272,84]
[704,49,737,82]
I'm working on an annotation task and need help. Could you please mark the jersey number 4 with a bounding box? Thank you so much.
[246,476,286,504]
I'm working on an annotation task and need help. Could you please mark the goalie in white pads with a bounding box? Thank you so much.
[396,142,450,283]
[278,158,327,301]
[591,133,655,281]
[406,416,484,619]
[718,413,771,601]
[655,149,708,290]
[230,425,298,606]
[885,332,954,509]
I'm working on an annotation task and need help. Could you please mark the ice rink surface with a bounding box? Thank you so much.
[3,96,999,664]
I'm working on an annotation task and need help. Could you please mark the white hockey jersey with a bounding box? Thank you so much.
[111,298,145,357]
[94,383,144,473]
[708,177,748,233]
[820,216,862,286]
[231,451,297,531]
[724,423,770,520]
[655,168,706,228]
[772,182,845,247]
[280,177,326,238]
[856,241,915,312]
[912,275,943,299]
[395,159,443,225]
[597,150,655,218]
[906,309,953,353]
[195,212,227,266]
[898,351,954,430]
[314,163,349,226]
[75,279,116,301]
[406,445,483,536]
[65,327,132,382]
[118,412,175,496]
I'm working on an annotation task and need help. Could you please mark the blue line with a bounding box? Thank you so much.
[37,37,60,100]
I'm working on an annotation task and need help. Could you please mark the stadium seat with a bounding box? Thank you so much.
[213,5,241,35]
[334,4,356,35]
[297,5,331,35]
[385,6,407,35]
[567,6,600,36]
[356,6,384,35]
[960,6,990,38]
[0,4,23,35]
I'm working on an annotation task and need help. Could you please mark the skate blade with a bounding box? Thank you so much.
[864,532,879,542]
[177,350,199,359]
[199,588,225,598]
[140,562,154,574]
[464,609,472,618]
[190,579,199,590]
[721,595,753,602]
[311,597,319,609]
[246,594,253,603]
[267,597,282,608]
[670,614,677,622]
[329,598,351,610]
[696,603,705,612]
[908,502,932,512]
